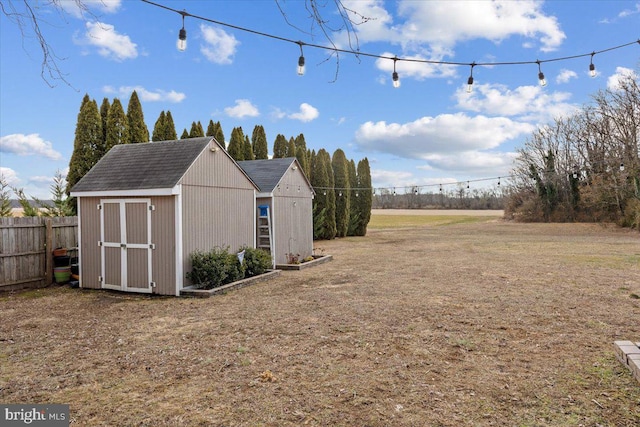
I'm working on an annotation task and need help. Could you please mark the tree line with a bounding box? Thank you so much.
[373,186,505,210]
[505,71,639,229]
[2,91,373,238]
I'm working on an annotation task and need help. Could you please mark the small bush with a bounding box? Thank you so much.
[242,246,272,277]
[187,246,245,289]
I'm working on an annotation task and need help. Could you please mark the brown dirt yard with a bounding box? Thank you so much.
[1,211,639,426]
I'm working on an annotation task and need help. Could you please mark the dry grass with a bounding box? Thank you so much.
[1,212,640,426]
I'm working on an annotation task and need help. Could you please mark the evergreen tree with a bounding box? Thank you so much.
[347,159,358,236]
[152,111,166,141]
[227,127,245,161]
[252,125,269,159]
[354,157,372,236]
[189,121,205,138]
[67,94,102,196]
[243,135,255,160]
[206,119,216,137]
[164,111,177,140]
[12,187,39,216]
[180,128,189,139]
[0,175,12,217]
[35,170,73,217]
[332,148,350,237]
[294,134,310,177]
[214,121,225,149]
[273,134,288,158]
[287,137,296,157]
[99,97,110,148]
[105,98,129,151]
[126,90,149,143]
[318,149,336,239]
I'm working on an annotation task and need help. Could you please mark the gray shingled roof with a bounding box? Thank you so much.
[237,158,297,192]
[71,138,213,192]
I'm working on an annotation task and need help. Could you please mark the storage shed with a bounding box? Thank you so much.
[238,158,314,266]
[70,137,258,296]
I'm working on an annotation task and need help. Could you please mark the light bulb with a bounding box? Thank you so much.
[466,76,474,93]
[177,28,187,51]
[538,72,547,86]
[589,63,596,78]
[297,55,305,76]
[392,71,400,88]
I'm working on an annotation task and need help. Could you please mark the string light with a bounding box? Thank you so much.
[466,63,475,93]
[589,52,596,78]
[297,41,305,76]
[177,10,187,51]
[620,163,625,171]
[392,57,400,88]
[142,1,639,88]
[536,60,547,86]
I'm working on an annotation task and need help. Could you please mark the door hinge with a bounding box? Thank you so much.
[120,243,126,248]
[149,205,155,211]
[98,276,103,282]
[150,281,156,288]
[149,243,156,250]
[97,204,102,210]
[98,241,103,247]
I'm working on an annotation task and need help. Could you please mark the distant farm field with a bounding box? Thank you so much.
[1,211,639,426]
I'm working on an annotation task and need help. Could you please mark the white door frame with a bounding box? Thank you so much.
[100,198,153,293]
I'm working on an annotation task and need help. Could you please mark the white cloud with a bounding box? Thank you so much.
[0,134,62,160]
[224,99,259,118]
[370,169,416,188]
[454,83,578,123]
[345,0,565,52]
[78,21,137,61]
[103,85,186,102]
[200,24,239,64]
[0,167,19,185]
[618,3,640,17]
[59,0,122,18]
[607,67,637,91]
[393,0,566,52]
[354,113,534,160]
[556,69,577,84]
[288,103,319,122]
[419,150,518,175]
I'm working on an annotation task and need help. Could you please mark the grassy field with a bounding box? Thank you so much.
[1,211,639,426]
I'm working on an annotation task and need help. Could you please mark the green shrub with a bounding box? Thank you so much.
[187,246,245,289]
[241,246,272,277]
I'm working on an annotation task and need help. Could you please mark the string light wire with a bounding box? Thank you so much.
[140,0,639,84]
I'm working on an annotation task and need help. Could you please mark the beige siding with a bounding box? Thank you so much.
[181,186,255,285]
[78,197,102,289]
[273,196,313,264]
[270,168,314,265]
[181,146,256,190]
[149,196,176,295]
[180,146,257,286]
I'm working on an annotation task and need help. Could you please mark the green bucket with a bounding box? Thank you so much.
[54,266,71,283]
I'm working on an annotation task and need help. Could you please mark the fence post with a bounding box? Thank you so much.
[45,218,53,285]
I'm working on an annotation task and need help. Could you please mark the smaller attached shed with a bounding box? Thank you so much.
[238,158,314,266]
[71,137,258,296]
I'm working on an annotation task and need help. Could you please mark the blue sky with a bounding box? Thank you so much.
[1,0,639,199]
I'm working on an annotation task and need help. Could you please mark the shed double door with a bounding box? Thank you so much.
[100,199,153,293]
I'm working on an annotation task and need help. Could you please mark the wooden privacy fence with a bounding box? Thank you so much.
[0,217,78,291]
